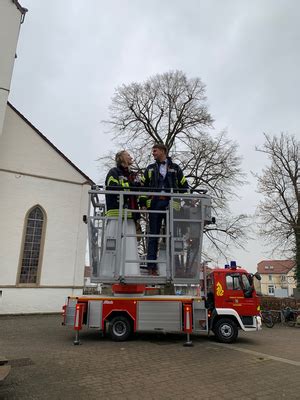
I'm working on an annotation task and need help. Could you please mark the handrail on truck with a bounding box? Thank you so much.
[86,187,213,287]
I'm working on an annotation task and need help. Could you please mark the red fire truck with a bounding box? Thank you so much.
[62,188,262,345]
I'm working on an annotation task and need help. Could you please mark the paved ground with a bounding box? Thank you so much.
[0,315,299,399]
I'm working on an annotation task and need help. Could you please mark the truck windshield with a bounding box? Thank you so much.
[226,273,252,292]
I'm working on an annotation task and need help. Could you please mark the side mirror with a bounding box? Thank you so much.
[254,272,261,281]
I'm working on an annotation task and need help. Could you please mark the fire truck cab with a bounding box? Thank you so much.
[205,264,261,342]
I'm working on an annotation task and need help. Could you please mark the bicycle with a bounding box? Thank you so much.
[282,307,300,327]
[270,310,282,324]
[260,310,274,328]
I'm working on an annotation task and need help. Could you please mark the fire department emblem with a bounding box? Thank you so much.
[216,282,224,296]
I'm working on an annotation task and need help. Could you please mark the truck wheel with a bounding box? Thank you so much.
[213,318,238,343]
[109,316,131,341]
[264,315,274,328]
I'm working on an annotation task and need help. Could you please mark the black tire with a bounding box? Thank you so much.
[213,318,238,343]
[263,315,274,328]
[109,316,131,341]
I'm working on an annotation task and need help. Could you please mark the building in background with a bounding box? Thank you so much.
[0,1,93,313]
[255,260,296,298]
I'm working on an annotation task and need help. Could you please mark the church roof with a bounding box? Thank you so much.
[7,102,95,185]
[12,0,28,16]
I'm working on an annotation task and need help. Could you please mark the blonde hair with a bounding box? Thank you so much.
[115,150,127,166]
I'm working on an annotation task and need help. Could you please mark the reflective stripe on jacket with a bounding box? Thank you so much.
[105,166,134,218]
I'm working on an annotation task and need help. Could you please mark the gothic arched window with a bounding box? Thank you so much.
[18,206,46,285]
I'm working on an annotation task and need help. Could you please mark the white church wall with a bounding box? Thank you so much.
[0,171,89,285]
[0,288,83,314]
[0,106,92,314]
[0,170,90,313]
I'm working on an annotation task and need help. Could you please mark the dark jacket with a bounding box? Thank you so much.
[140,158,188,208]
[105,166,139,218]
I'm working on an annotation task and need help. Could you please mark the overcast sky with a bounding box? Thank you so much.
[10,0,300,272]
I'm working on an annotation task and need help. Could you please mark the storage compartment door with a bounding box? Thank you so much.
[137,301,182,332]
[87,301,103,328]
[193,300,208,332]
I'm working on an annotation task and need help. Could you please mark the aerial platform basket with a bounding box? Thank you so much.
[86,187,212,286]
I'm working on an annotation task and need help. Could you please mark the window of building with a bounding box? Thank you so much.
[268,274,273,281]
[287,275,295,284]
[268,285,275,295]
[18,206,46,285]
[281,275,286,282]
[264,265,274,270]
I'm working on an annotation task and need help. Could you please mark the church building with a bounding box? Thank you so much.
[0,0,93,313]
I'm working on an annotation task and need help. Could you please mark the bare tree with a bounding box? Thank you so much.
[106,70,213,149]
[102,70,249,260]
[177,132,245,209]
[255,133,300,287]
